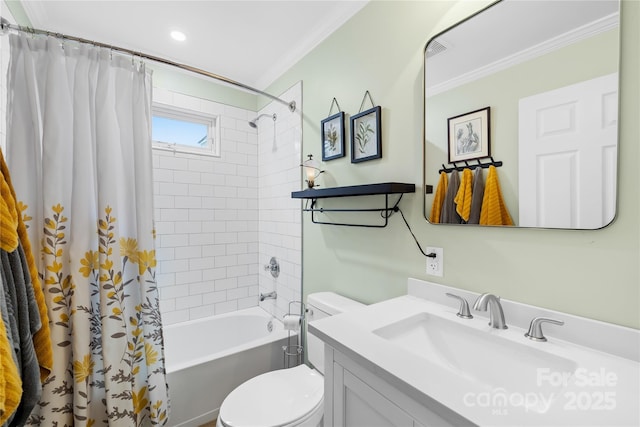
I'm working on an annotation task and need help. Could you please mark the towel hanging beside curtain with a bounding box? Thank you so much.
[1,244,42,425]
[0,149,53,425]
[0,152,52,383]
[0,273,22,426]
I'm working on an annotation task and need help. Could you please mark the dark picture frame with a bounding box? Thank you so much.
[447,107,490,163]
[350,106,382,163]
[321,111,345,161]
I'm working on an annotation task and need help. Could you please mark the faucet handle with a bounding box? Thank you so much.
[445,293,473,319]
[525,317,564,342]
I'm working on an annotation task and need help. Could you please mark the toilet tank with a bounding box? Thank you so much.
[306,292,364,374]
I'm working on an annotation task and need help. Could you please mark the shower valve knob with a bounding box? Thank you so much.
[264,257,280,278]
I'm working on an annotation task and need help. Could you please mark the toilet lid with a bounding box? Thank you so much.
[219,364,323,427]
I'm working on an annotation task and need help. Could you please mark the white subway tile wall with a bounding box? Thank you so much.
[257,82,303,320]
[153,84,302,324]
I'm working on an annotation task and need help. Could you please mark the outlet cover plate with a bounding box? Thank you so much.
[426,246,443,277]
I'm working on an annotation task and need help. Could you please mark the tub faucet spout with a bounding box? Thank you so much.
[260,291,277,302]
[473,293,507,329]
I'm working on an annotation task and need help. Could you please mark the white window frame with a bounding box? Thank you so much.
[152,103,221,157]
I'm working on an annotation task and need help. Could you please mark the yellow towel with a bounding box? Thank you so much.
[454,168,473,222]
[0,162,25,422]
[480,165,513,226]
[0,150,53,381]
[0,314,22,425]
[429,171,448,223]
[0,173,19,252]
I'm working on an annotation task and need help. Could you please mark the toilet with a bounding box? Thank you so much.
[217,292,364,427]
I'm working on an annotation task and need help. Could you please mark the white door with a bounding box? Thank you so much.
[518,73,618,228]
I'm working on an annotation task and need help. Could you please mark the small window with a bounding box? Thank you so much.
[152,103,220,156]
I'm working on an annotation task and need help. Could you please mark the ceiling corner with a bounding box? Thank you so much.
[254,0,368,90]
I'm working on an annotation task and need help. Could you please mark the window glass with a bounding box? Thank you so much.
[152,116,207,148]
[151,103,219,156]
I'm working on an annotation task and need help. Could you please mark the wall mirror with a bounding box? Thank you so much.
[423,0,620,229]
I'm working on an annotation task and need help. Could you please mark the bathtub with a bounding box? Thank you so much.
[163,307,292,427]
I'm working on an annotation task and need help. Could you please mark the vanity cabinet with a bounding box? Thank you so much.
[333,365,418,427]
[323,345,468,427]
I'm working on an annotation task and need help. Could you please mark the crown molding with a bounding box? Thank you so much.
[255,1,368,90]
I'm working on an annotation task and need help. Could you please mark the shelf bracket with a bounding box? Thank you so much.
[304,194,400,227]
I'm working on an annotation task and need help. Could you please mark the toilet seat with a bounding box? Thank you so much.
[218,364,324,427]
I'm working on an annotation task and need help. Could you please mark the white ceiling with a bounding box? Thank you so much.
[19,0,368,90]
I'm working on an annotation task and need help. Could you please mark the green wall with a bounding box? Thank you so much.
[5,0,30,26]
[268,0,639,328]
[151,65,257,110]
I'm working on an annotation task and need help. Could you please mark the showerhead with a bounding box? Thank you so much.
[249,113,276,128]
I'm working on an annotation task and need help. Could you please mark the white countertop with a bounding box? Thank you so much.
[309,280,640,426]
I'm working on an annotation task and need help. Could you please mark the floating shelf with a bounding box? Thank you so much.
[291,182,415,227]
[291,182,415,200]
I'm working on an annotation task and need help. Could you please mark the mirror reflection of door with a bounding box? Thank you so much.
[518,73,618,229]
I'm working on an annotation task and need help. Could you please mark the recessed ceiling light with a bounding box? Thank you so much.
[170,30,186,42]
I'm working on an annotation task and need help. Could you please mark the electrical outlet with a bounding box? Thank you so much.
[425,246,443,277]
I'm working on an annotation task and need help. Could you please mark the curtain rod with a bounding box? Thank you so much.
[0,17,296,112]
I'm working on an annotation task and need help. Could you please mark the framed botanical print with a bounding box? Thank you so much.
[321,111,345,161]
[350,106,382,163]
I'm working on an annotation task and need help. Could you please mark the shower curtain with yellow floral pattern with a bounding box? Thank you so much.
[6,34,169,426]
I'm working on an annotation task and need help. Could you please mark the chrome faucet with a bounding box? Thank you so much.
[259,291,277,302]
[473,293,507,329]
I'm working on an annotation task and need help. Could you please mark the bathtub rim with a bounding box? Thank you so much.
[163,306,292,374]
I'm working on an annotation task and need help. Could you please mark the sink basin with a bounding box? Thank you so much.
[373,312,578,412]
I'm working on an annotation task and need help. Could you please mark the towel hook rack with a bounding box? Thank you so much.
[438,156,503,174]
